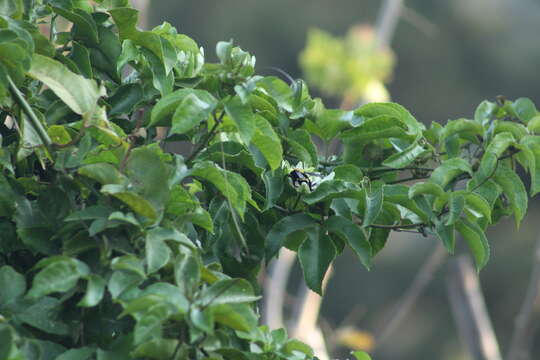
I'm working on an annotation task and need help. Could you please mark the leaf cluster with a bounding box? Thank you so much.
[0,1,539,359]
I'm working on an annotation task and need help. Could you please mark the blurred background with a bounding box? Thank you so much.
[146,1,540,359]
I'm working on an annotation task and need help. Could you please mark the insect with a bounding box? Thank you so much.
[287,168,316,191]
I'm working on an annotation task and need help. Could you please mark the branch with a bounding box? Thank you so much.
[374,0,405,49]
[373,242,447,350]
[186,111,224,164]
[263,248,297,329]
[446,256,502,360]
[7,75,52,148]
[507,236,540,360]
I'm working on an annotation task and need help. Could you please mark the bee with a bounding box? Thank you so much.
[287,168,316,191]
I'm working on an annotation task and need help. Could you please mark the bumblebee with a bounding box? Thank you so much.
[287,168,315,191]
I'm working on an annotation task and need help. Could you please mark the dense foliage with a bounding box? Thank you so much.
[1,0,540,359]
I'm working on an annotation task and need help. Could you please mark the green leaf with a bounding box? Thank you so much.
[146,227,195,249]
[174,252,200,296]
[145,235,171,274]
[56,347,95,360]
[265,213,317,259]
[340,115,408,141]
[78,163,126,185]
[28,54,105,115]
[429,158,472,188]
[492,163,528,228]
[351,350,373,360]
[47,125,72,145]
[199,279,260,307]
[134,303,171,344]
[69,41,93,78]
[383,184,429,222]
[77,274,106,307]
[190,306,214,334]
[485,131,515,158]
[261,170,284,211]
[303,180,362,205]
[133,339,178,359]
[213,303,258,332]
[0,0,23,18]
[108,270,143,299]
[256,76,293,112]
[0,265,26,305]
[408,182,444,199]
[324,216,371,268]
[363,182,383,228]
[108,83,143,116]
[334,164,363,183]
[475,100,496,125]
[191,161,251,218]
[288,129,318,166]
[149,89,216,127]
[170,92,217,135]
[511,97,537,123]
[251,114,282,170]
[521,135,540,195]
[455,219,490,270]
[52,7,99,46]
[446,193,465,225]
[440,118,483,142]
[17,297,70,335]
[359,102,424,132]
[225,95,255,144]
[111,255,145,277]
[313,109,355,141]
[101,184,158,220]
[383,142,428,168]
[298,226,337,294]
[110,7,175,73]
[27,257,89,299]
[434,219,455,253]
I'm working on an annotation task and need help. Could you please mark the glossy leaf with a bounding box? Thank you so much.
[324,216,371,268]
[492,163,528,227]
[446,193,465,225]
[251,114,282,170]
[0,265,26,305]
[429,158,472,188]
[27,257,89,298]
[77,274,106,307]
[456,219,490,270]
[28,54,105,115]
[363,182,383,228]
[225,95,255,144]
[298,226,337,294]
[265,213,317,259]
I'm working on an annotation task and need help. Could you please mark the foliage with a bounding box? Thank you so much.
[0,0,539,359]
[299,26,394,104]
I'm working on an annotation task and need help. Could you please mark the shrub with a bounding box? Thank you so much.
[1,1,539,359]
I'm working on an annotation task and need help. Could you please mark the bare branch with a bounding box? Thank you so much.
[373,242,447,350]
[446,256,502,360]
[374,0,405,49]
[263,248,297,329]
[507,237,540,360]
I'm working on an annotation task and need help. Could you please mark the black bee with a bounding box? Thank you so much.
[287,168,315,191]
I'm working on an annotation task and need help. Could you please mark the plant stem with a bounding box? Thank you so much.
[7,75,52,148]
[186,111,224,164]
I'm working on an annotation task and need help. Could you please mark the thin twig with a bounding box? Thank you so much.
[7,75,52,148]
[507,236,540,360]
[186,112,224,164]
